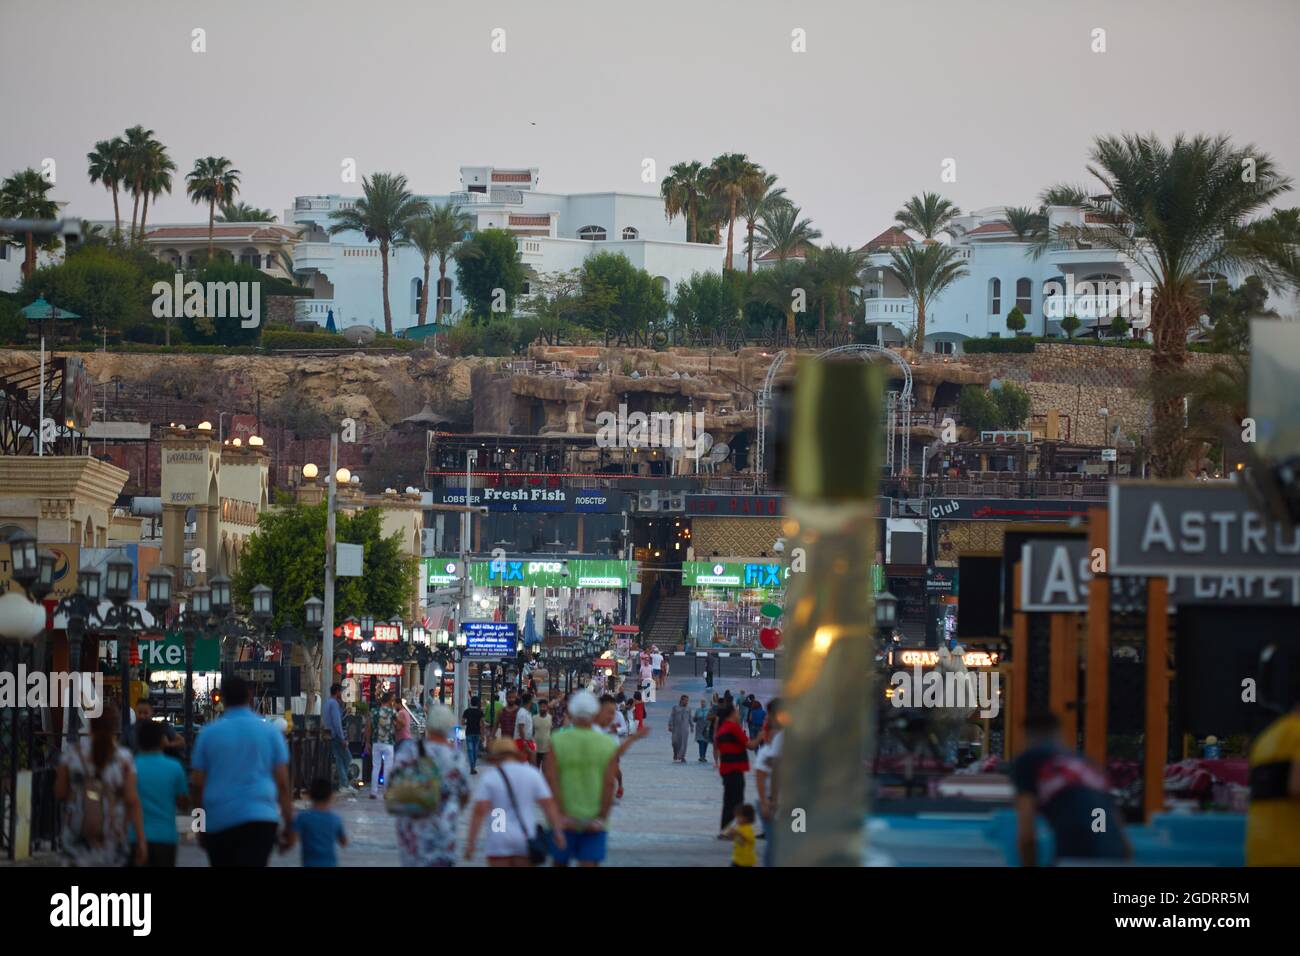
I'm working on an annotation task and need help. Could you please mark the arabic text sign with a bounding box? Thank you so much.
[461,620,517,658]
[1019,538,1092,612]
[928,498,1092,522]
[1109,483,1300,575]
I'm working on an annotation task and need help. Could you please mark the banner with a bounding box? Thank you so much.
[468,558,629,589]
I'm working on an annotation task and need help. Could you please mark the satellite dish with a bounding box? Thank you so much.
[343,325,377,345]
[696,432,715,455]
[707,442,730,464]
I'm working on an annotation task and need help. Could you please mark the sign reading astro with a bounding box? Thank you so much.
[468,559,629,589]
[1109,482,1300,576]
[461,620,517,659]
[1018,537,1092,612]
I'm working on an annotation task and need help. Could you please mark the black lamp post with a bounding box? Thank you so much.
[875,589,898,644]
[103,558,135,738]
[8,531,39,592]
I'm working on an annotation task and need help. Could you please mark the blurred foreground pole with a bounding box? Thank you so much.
[773,357,881,866]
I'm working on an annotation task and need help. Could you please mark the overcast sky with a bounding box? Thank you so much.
[3,0,1298,244]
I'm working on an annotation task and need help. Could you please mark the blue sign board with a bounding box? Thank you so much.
[461,620,517,659]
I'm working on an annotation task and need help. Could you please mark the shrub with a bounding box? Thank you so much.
[1005,306,1026,334]
[962,336,1035,353]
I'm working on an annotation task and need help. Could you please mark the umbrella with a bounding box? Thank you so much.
[325,308,337,332]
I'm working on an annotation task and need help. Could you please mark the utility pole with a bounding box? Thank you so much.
[453,448,477,723]
[320,433,338,708]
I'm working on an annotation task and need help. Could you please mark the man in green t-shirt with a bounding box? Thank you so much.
[545,689,647,866]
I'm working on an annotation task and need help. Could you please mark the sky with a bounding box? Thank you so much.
[3,0,1299,245]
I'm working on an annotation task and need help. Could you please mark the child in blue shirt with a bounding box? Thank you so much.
[291,777,347,866]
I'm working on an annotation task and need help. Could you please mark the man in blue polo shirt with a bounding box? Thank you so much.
[190,676,295,866]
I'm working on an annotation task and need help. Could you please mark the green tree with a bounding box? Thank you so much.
[454,228,526,321]
[992,382,1032,428]
[0,168,60,280]
[671,270,744,336]
[176,259,300,347]
[1204,273,1274,353]
[958,385,1001,432]
[746,260,809,340]
[704,153,761,271]
[407,202,474,325]
[810,244,866,332]
[1006,305,1027,334]
[216,201,276,222]
[1034,133,1297,477]
[661,161,709,244]
[753,203,821,264]
[1109,315,1129,340]
[739,171,788,275]
[233,503,417,687]
[574,252,668,335]
[86,137,128,241]
[1061,313,1081,339]
[327,171,427,335]
[884,242,969,351]
[19,243,159,335]
[1004,206,1047,240]
[121,125,159,240]
[185,156,242,262]
[137,139,176,239]
[894,192,963,240]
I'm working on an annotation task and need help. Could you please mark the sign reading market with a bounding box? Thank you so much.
[468,558,630,589]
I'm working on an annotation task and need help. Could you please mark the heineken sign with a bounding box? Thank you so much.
[1109,483,1300,575]
[468,559,630,589]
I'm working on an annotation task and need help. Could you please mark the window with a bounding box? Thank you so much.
[621,226,639,240]
[1015,277,1032,314]
[437,277,452,316]
[521,281,532,295]
[934,340,956,355]
[577,225,607,241]
[988,278,1001,315]
[413,277,424,316]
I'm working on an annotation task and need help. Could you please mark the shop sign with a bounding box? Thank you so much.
[1109,482,1300,575]
[682,560,784,588]
[347,662,402,677]
[425,558,463,586]
[926,498,1092,521]
[1168,573,1300,607]
[140,631,220,672]
[1019,538,1091,612]
[434,487,619,513]
[372,623,402,642]
[469,559,629,589]
[925,567,959,595]
[462,620,517,658]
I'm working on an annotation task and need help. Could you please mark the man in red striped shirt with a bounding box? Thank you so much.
[713,702,750,837]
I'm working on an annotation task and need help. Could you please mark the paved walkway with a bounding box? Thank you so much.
[172,668,781,867]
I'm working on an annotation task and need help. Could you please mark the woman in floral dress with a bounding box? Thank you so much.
[391,703,470,866]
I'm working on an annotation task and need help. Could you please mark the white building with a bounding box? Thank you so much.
[286,165,726,331]
[858,205,1299,353]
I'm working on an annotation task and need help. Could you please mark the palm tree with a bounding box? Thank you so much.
[746,260,809,341]
[894,192,963,240]
[1034,134,1296,477]
[407,202,473,325]
[704,153,760,271]
[87,137,127,241]
[0,168,59,279]
[884,242,970,351]
[1004,206,1048,240]
[121,125,163,241]
[1038,184,1091,208]
[137,140,176,239]
[661,161,708,244]
[185,156,242,262]
[328,172,429,335]
[810,244,867,332]
[753,203,821,263]
[740,172,788,275]
[217,201,276,222]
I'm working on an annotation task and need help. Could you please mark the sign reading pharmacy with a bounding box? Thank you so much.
[1109,482,1300,575]
[468,559,629,589]
[461,620,517,658]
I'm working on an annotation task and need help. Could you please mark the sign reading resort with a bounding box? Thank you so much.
[1109,482,1300,575]
[461,621,517,658]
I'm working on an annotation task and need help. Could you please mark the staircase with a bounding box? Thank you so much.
[643,589,689,650]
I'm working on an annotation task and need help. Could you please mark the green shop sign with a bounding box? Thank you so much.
[139,631,221,672]
[469,558,630,589]
[684,560,885,592]
[424,558,465,587]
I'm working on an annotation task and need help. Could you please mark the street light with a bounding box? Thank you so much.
[875,589,898,637]
[105,559,133,603]
[146,568,172,614]
[250,583,273,622]
[360,613,375,638]
[190,585,212,617]
[8,530,38,589]
[209,575,232,616]
[304,596,324,629]
[78,568,102,603]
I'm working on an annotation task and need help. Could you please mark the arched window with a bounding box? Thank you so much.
[577,225,607,241]
[621,226,639,240]
[1015,277,1032,314]
[988,278,1001,315]
[411,277,423,316]
[238,246,260,268]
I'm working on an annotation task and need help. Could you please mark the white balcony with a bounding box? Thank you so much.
[517,237,544,258]
[295,299,335,322]
[865,298,915,323]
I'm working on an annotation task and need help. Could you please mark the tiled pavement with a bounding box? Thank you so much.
[170,668,783,867]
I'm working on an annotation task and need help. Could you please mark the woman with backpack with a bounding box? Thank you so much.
[388,703,471,867]
[54,702,147,867]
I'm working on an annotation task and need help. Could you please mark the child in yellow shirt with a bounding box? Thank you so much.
[723,803,757,867]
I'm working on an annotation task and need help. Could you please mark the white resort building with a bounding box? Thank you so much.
[286,165,726,332]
